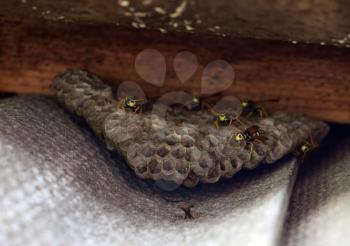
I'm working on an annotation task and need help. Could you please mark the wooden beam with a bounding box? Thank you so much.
[1,0,350,46]
[0,18,349,123]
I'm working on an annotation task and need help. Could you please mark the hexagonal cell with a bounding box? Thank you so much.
[162,158,175,172]
[181,135,195,147]
[157,144,171,157]
[141,143,156,157]
[199,139,210,150]
[175,127,189,135]
[199,153,213,169]
[208,134,219,146]
[174,160,190,175]
[230,158,242,171]
[185,146,201,162]
[129,153,145,165]
[135,165,148,177]
[171,145,186,159]
[182,171,200,188]
[132,157,148,177]
[204,165,221,183]
[148,158,162,175]
[165,133,181,145]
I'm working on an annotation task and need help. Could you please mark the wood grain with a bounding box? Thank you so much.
[2,0,350,46]
[0,18,349,123]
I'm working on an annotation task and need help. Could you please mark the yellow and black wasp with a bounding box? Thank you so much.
[293,136,318,163]
[230,125,268,160]
[118,96,144,113]
[209,108,246,128]
[184,96,202,111]
[241,99,278,119]
[184,93,223,111]
[204,97,246,128]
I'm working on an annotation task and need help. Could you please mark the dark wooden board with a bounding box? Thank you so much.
[2,0,350,46]
[1,18,350,123]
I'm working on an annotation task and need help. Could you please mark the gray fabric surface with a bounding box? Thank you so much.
[0,96,298,246]
[0,96,348,246]
[282,127,350,246]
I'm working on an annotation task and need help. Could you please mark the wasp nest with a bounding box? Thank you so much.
[52,69,329,188]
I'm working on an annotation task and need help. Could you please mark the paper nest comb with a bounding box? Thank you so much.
[52,69,329,188]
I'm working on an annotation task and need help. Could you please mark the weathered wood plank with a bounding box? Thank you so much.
[1,0,350,46]
[0,18,350,123]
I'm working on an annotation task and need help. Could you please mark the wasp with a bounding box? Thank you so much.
[118,96,144,113]
[293,136,318,163]
[241,99,278,119]
[184,96,202,111]
[230,125,268,160]
[184,93,223,111]
[211,110,246,128]
[204,103,246,128]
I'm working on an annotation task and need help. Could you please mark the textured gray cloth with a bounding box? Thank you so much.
[282,127,350,246]
[0,96,298,246]
[0,96,348,246]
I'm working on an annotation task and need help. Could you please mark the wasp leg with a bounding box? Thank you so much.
[248,143,254,161]
[202,102,211,111]
[259,109,263,118]
[299,154,306,164]
[229,118,233,126]
[214,120,219,128]
[235,116,248,129]
[258,107,268,118]
[246,111,253,120]
[310,135,319,148]
[232,145,242,150]
[227,137,242,149]
[227,135,235,144]
[135,106,141,113]
[205,103,220,116]
[118,100,124,110]
[237,116,248,128]
[255,137,268,145]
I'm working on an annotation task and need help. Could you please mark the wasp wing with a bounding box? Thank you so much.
[212,95,242,117]
[116,81,147,104]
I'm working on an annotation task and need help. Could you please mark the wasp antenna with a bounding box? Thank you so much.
[235,117,248,129]
[248,143,254,161]
[210,108,220,116]
[202,102,212,111]
[310,136,319,148]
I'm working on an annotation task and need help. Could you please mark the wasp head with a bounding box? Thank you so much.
[241,100,249,108]
[192,96,199,104]
[127,99,137,107]
[234,132,245,143]
[300,144,310,154]
[218,114,228,122]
